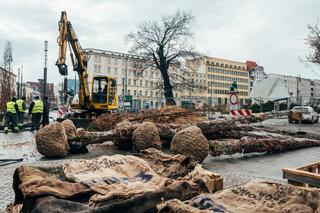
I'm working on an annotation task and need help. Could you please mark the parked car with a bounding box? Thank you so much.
[288,106,319,123]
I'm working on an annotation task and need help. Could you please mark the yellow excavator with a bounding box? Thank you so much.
[56,11,118,122]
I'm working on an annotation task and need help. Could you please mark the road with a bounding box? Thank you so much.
[1,118,320,210]
[252,117,320,139]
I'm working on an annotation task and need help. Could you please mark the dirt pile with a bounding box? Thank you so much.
[89,112,131,131]
[35,122,69,158]
[89,107,207,131]
[132,121,161,151]
[171,126,209,163]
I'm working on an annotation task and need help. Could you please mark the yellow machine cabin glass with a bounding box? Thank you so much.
[108,79,117,105]
[92,77,108,104]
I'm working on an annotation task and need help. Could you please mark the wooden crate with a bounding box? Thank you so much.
[283,161,320,187]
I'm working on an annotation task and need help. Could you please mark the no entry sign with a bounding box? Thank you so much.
[229,93,238,105]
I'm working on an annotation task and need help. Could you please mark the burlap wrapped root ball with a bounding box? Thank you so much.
[113,120,134,150]
[132,122,161,151]
[61,119,78,139]
[35,122,69,157]
[171,126,209,163]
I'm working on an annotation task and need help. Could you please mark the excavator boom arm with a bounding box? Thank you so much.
[56,11,90,109]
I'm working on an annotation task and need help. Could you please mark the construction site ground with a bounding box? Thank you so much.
[2,117,320,211]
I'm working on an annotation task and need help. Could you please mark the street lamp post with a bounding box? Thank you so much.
[43,40,48,98]
[124,55,128,95]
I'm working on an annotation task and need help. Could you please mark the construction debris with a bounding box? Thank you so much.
[132,121,161,151]
[209,136,320,156]
[157,180,320,213]
[7,152,222,213]
[35,122,69,158]
[171,126,209,163]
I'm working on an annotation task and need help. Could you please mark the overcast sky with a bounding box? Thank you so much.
[0,0,320,84]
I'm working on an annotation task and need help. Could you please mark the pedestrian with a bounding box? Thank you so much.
[16,96,27,130]
[4,97,19,134]
[42,96,50,127]
[29,96,43,132]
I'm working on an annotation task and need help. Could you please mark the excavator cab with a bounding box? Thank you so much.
[91,76,118,111]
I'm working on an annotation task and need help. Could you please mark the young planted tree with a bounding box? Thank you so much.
[127,11,200,105]
[0,41,14,113]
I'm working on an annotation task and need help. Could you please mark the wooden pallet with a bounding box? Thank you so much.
[283,161,320,187]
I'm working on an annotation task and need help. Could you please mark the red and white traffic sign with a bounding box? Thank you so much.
[229,93,238,105]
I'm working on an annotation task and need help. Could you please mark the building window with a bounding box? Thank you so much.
[145,91,148,97]
[94,55,101,63]
[94,65,101,73]
[145,81,148,87]
[140,80,143,86]
[128,79,131,86]
[114,58,118,65]
[107,57,111,64]
[139,90,142,96]
[134,90,137,96]
[151,91,153,97]
[114,67,118,75]
[134,80,137,86]
[107,66,111,74]
[128,90,131,95]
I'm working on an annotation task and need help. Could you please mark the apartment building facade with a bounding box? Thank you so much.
[86,48,169,109]
[86,49,254,109]
[204,57,250,106]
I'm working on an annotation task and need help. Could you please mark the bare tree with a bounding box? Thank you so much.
[127,10,200,105]
[306,20,320,65]
[0,41,14,113]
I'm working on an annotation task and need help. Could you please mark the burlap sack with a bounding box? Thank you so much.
[35,122,69,157]
[132,122,161,151]
[137,148,196,178]
[171,126,208,163]
[158,180,320,213]
[113,120,134,149]
[61,119,78,139]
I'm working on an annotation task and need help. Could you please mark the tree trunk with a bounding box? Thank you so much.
[160,66,176,105]
[158,46,176,106]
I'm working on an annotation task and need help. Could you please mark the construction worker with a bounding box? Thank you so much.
[16,96,27,130]
[42,96,50,127]
[29,96,43,132]
[4,97,19,134]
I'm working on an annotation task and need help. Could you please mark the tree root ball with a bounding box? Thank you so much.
[113,120,134,150]
[61,119,78,139]
[171,126,209,163]
[132,122,161,151]
[35,122,69,158]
